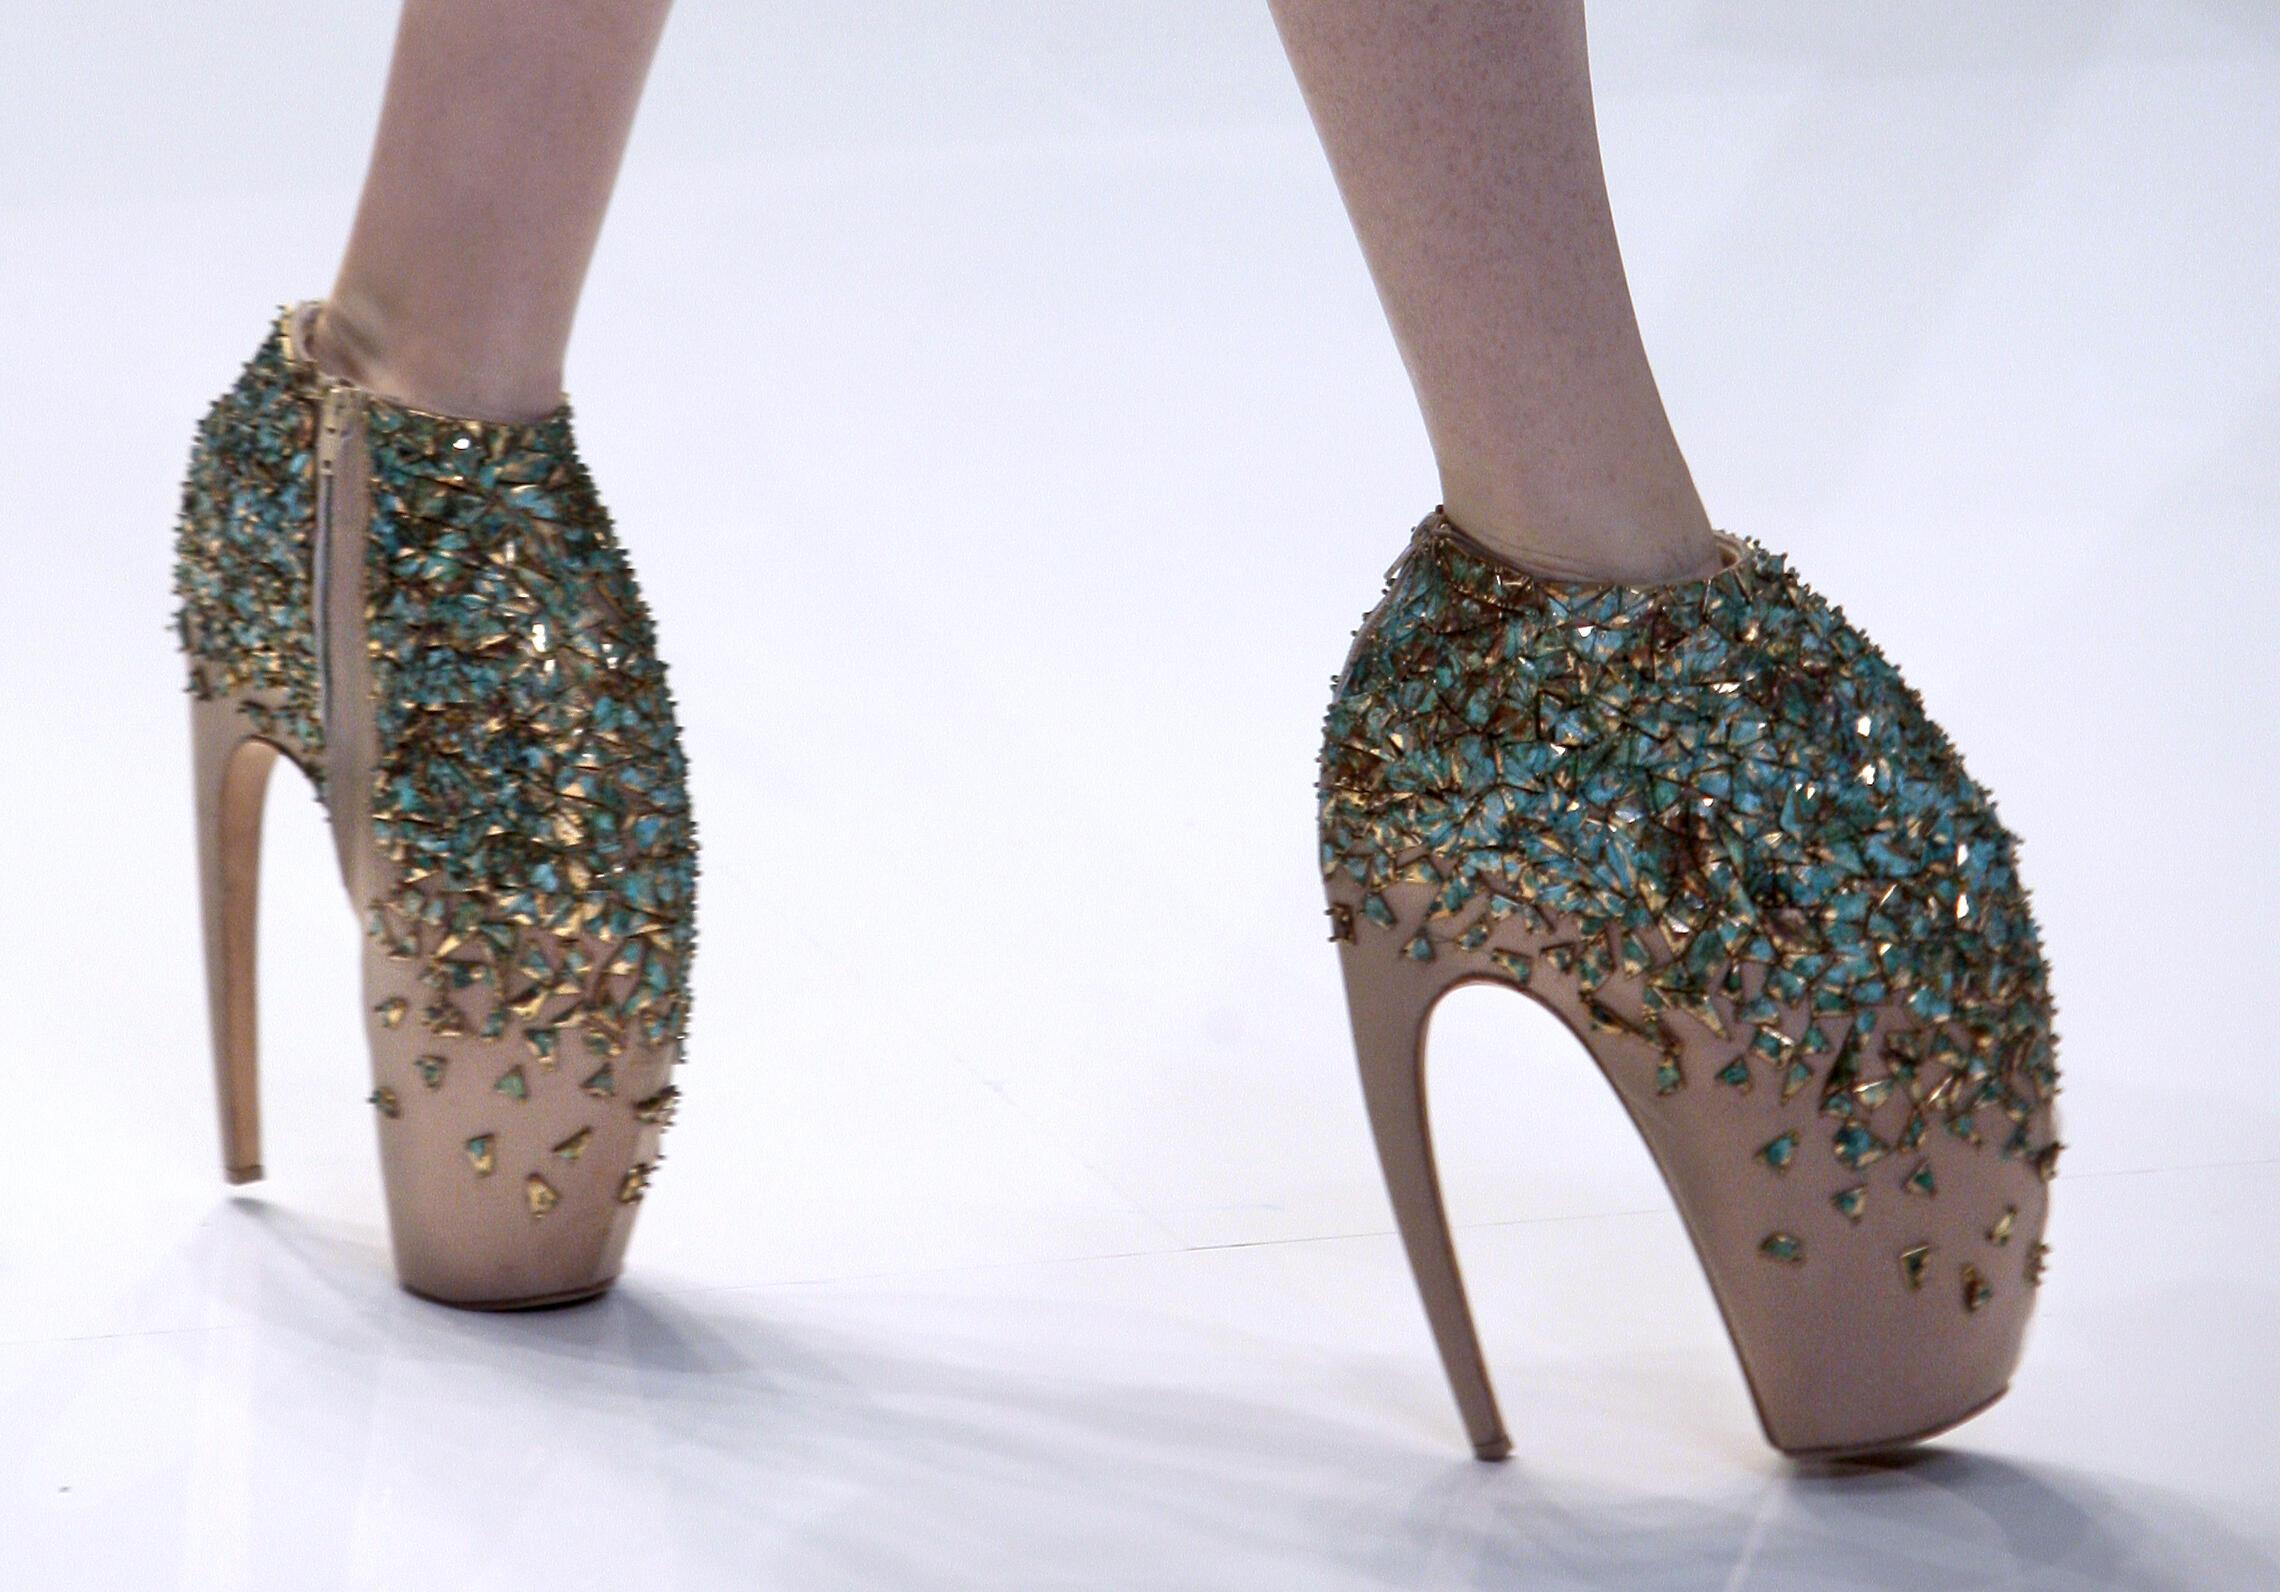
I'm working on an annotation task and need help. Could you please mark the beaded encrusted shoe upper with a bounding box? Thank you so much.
[1320,513,2058,1215]
[359,397,697,1061]
[174,319,697,1076]
[174,329,327,780]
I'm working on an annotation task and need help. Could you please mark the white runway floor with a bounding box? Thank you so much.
[2,3,2276,1586]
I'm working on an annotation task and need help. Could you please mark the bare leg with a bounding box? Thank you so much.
[1269,0,1716,583]
[308,0,673,422]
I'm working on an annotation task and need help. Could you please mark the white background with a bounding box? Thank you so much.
[1,2,2275,1586]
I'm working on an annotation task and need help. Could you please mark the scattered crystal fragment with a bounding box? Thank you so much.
[1901,1243,1934,1290]
[2025,1241,2049,1287]
[581,1065,615,1098]
[465,1134,497,1176]
[617,1162,652,1204]
[1758,1232,1804,1265]
[415,1055,448,1090]
[369,1087,400,1119]
[1903,1158,1937,1198]
[1962,1265,1992,1312]
[495,1066,529,1102]
[552,1128,592,1161]
[1831,1185,1868,1223]
[525,1174,560,1219]
[375,997,407,1029]
[1986,1207,2016,1247]
[1833,1123,1890,1171]
[1757,1130,1800,1174]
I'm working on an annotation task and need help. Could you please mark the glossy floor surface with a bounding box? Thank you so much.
[3,3,2276,1586]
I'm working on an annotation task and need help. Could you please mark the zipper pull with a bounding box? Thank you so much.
[317,383,357,483]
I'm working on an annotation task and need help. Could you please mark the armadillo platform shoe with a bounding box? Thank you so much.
[175,305,697,1307]
[1320,510,2059,1457]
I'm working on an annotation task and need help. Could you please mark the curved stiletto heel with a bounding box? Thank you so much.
[193,710,281,1186]
[1321,511,2059,1457]
[176,307,698,1307]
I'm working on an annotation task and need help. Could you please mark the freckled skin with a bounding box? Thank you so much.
[314,0,1712,580]
[1269,0,1720,582]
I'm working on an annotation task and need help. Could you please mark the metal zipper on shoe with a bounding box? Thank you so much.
[312,382,365,782]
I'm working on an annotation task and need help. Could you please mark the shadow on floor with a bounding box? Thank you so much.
[203,1199,2272,1591]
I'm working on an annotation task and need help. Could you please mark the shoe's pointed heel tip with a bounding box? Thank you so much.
[1472,1432,1513,1463]
[224,1163,264,1185]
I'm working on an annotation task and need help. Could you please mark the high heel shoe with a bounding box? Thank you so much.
[175,306,697,1307]
[1320,510,2058,1457]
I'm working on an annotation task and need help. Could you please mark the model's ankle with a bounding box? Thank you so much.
[1440,483,1723,587]
[304,298,561,423]
[302,301,384,393]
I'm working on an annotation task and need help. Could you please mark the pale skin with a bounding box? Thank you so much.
[312,0,1716,583]
[308,0,673,424]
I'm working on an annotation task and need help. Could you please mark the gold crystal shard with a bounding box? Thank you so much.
[1962,1264,1992,1312]
[374,996,407,1029]
[465,1134,497,1176]
[552,1128,592,1161]
[525,1174,560,1219]
[1986,1206,2016,1247]
[369,1087,400,1119]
